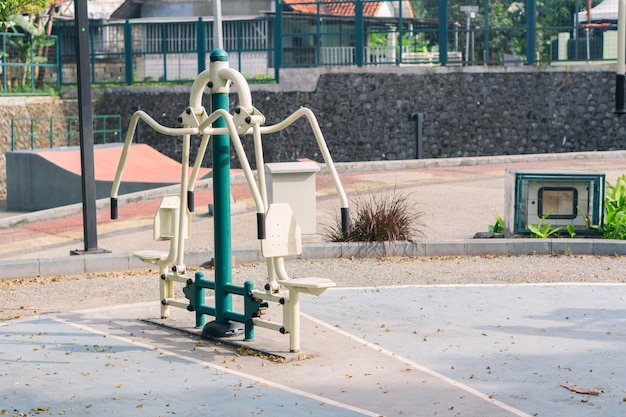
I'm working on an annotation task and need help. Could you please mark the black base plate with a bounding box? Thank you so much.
[201,321,245,339]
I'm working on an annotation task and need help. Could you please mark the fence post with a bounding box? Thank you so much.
[197,17,206,73]
[483,0,489,63]
[11,119,15,151]
[67,118,72,146]
[438,0,448,65]
[124,21,133,85]
[526,0,536,64]
[49,117,53,148]
[274,0,282,82]
[55,34,62,89]
[2,34,6,92]
[30,118,35,150]
[29,41,35,93]
[162,23,168,81]
[355,0,364,66]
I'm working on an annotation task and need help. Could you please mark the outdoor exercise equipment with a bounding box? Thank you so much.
[110,49,350,352]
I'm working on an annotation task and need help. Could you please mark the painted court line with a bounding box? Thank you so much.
[302,309,535,417]
[326,282,626,291]
[53,316,382,417]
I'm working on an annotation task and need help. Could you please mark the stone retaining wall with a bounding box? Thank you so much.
[2,66,626,198]
[94,67,626,171]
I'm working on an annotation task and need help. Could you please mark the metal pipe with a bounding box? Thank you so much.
[258,107,349,210]
[110,111,197,201]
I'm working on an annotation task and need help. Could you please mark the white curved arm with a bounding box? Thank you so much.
[188,66,253,115]
[252,123,269,210]
[218,67,253,112]
[188,133,211,193]
[188,69,212,111]
[110,111,198,200]
[258,107,349,209]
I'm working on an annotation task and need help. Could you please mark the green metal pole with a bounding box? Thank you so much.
[49,117,53,148]
[484,0,489,64]
[124,21,133,85]
[210,49,233,326]
[438,0,448,66]
[55,34,61,89]
[526,0,536,65]
[355,0,364,66]
[197,17,206,73]
[274,0,282,82]
[11,119,15,151]
[162,24,168,81]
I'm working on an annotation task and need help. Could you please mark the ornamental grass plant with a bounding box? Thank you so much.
[324,189,425,242]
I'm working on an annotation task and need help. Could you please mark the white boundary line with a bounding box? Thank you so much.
[308,282,626,416]
[301,314,534,417]
[326,282,626,291]
[51,317,382,417]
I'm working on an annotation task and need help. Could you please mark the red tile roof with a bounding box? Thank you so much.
[282,0,383,17]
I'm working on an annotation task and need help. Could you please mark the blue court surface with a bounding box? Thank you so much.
[1,283,625,417]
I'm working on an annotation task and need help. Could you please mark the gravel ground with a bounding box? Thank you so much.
[1,254,624,321]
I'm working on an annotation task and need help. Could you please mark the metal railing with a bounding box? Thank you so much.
[55,17,276,86]
[0,0,620,93]
[0,32,59,95]
[11,115,122,151]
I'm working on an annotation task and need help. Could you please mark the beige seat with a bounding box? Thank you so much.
[259,203,335,352]
[134,194,191,266]
[133,194,191,318]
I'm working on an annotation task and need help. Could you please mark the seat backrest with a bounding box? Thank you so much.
[261,203,302,258]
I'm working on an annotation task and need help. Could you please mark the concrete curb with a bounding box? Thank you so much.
[2,238,625,280]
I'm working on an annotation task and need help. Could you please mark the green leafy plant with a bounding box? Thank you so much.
[323,189,425,242]
[566,224,576,238]
[528,210,562,238]
[488,213,504,234]
[596,174,626,240]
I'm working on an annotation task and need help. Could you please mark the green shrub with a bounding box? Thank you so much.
[323,189,425,242]
[597,174,626,240]
[488,213,504,234]
[528,210,562,238]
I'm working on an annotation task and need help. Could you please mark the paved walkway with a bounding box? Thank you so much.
[2,151,626,278]
[3,283,624,416]
[2,151,626,416]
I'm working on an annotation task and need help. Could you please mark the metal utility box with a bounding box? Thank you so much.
[265,162,320,235]
[504,169,605,236]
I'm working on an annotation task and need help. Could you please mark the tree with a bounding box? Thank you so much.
[1,0,51,91]
[0,0,48,32]
[409,0,603,63]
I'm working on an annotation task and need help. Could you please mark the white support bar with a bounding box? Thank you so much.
[251,290,284,304]
[252,318,285,333]
[164,274,190,284]
[163,299,189,310]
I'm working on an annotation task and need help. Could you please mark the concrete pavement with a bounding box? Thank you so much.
[2,151,626,416]
[2,282,624,416]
